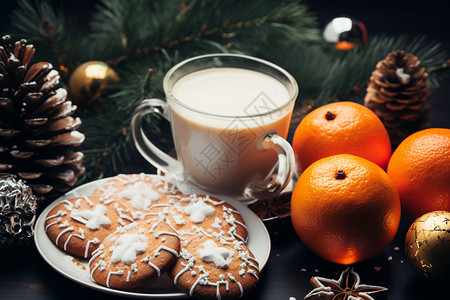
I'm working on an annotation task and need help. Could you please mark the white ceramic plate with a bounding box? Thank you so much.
[34,175,271,298]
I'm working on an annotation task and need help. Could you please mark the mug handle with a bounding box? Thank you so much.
[244,132,295,200]
[131,99,183,177]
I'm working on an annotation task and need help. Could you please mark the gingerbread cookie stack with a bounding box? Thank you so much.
[44,174,260,299]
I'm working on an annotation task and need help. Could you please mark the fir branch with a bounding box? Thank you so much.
[8,0,319,75]
[109,13,307,65]
[89,0,319,65]
[76,54,174,180]
[8,0,63,64]
[8,0,94,79]
[260,35,449,107]
[5,0,449,182]
[428,59,450,74]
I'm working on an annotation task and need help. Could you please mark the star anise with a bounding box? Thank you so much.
[304,267,387,300]
[248,192,291,220]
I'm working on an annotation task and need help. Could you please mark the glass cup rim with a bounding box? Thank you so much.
[163,53,298,119]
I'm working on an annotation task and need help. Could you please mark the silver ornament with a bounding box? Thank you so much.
[323,17,367,50]
[0,174,37,251]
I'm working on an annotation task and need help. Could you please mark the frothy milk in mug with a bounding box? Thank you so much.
[169,67,293,195]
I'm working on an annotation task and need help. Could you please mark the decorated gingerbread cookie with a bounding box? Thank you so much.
[169,235,259,299]
[89,220,180,289]
[92,174,248,245]
[45,195,134,258]
[147,193,249,246]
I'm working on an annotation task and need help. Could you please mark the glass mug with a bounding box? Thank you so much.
[131,54,297,202]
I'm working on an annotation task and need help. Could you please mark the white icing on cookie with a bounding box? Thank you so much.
[58,221,69,228]
[147,261,161,277]
[174,257,195,284]
[191,225,213,237]
[118,181,160,210]
[153,245,179,258]
[61,200,73,210]
[110,233,148,265]
[64,228,85,251]
[190,273,209,296]
[113,203,134,222]
[99,185,118,202]
[45,210,66,222]
[70,204,111,230]
[106,270,123,288]
[131,263,138,272]
[238,251,259,271]
[173,215,186,225]
[228,273,243,298]
[90,258,106,282]
[74,198,81,208]
[82,196,94,206]
[117,218,126,226]
[55,226,75,245]
[85,237,100,258]
[247,269,259,280]
[211,217,222,230]
[154,231,180,240]
[198,240,234,269]
[183,199,215,223]
[45,217,62,232]
[216,274,229,299]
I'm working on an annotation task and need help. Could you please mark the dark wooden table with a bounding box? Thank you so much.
[1,1,449,299]
[1,210,450,300]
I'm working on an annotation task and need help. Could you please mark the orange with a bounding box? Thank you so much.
[387,128,450,220]
[292,101,391,174]
[291,154,401,264]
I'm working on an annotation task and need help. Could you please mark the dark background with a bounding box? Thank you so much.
[2,0,449,48]
[1,0,448,128]
[0,1,449,300]
[310,0,450,129]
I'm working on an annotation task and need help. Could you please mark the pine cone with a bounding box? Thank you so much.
[364,50,430,147]
[0,35,85,201]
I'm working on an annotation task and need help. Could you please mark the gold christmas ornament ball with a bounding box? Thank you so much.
[405,211,450,278]
[68,61,120,106]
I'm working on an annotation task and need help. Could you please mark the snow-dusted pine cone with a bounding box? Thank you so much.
[0,35,85,201]
[364,50,430,147]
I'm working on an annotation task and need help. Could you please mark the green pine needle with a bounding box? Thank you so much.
[4,0,449,182]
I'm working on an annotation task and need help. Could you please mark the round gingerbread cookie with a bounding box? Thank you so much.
[89,220,180,290]
[45,195,134,258]
[140,193,249,245]
[169,235,259,299]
